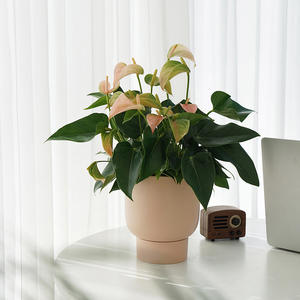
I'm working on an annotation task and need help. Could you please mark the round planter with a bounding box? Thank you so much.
[125,176,200,264]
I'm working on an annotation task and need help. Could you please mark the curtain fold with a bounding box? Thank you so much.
[191,0,300,218]
[0,0,191,299]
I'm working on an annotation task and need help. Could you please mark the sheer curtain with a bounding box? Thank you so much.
[0,0,191,299]
[191,0,300,219]
[1,0,300,299]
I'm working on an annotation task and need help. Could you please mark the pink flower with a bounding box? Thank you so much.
[109,94,144,120]
[167,44,196,66]
[146,114,164,133]
[180,103,197,113]
[99,61,144,94]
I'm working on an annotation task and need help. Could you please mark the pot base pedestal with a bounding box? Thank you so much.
[136,238,188,264]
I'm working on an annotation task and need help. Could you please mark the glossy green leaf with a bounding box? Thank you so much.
[161,99,176,108]
[211,91,255,122]
[214,177,229,189]
[87,161,105,180]
[112,141,143,200]
[88,92,106,98]
[96,121,109,134]
[94,180,103,193]
[101,173,116,190]
[114,111,144,139]
[167,144,181,173]
[193,119,259,147]
[92,160,115,193]
[144,74,160,86]
[159,61,190,91]
[213,160,230,189]
[139,127,172,182]
[123,110,139,123]
[139,93,162,110]
[109,179,120,193]
[84,95,107,110]
[208,143,259,186]
[46,113,108,142]
[102,160,115,177]
[176,112,206,126]
[109,91,123,107]
[181,149,215,210]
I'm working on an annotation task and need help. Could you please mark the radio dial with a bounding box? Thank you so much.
[230,215,242,228]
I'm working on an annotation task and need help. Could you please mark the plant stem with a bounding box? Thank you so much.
[137,75,143,94]
[106,93,110,109]
[186,72,190,101]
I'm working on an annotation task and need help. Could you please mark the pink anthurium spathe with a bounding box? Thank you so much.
[180,99,198,113]
[99,61,144,95]
[146,114,164,133]
[167,44,196,66]
[99,76,119,94]
[115,60,144,82]
[109,93,145,120]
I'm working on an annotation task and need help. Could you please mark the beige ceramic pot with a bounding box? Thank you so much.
[125,176,200,264]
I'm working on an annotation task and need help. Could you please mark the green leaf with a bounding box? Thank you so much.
[176,112,206,126]
[88,92,106,98]
[46,113,108,142]
[124,90,140,100]
[84,95,107,110]
[92,160,115,194]
[96,121,109,134]
[193,119,259,147]
[159,61,190,91]
[181,149,215,210]
[214,177,229,189]
[211,91,255,122]
[102,160,115,177]
[139,93,162,110]
[112,141,143,200]
[208,143,259,186]
[144,74,159,86]
[167,144,181,173]
[161,99,176,108]
[139,127,172,182]
[123,110,139,123]
[213,160,230,189]
[87,161,105,180]
[109,179,120,193]
[109,91,123,107]
[114,111,145,139]
[94,180,103,193]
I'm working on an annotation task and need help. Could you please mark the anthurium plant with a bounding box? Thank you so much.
[47,44,259,210]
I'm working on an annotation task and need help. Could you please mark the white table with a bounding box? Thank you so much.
[53,220,300,300]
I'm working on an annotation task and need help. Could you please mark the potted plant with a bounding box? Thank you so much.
[47,44,259,263]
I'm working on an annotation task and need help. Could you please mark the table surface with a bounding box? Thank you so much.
[53,219,300,300]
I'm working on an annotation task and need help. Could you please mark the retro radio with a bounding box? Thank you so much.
[200,205,246,241]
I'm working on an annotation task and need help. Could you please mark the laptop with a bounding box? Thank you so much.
[262,137,300,252]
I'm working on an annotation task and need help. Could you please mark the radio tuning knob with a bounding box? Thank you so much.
[232,217,240,226]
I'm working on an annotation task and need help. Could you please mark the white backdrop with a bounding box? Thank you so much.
[1,0,300,299]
